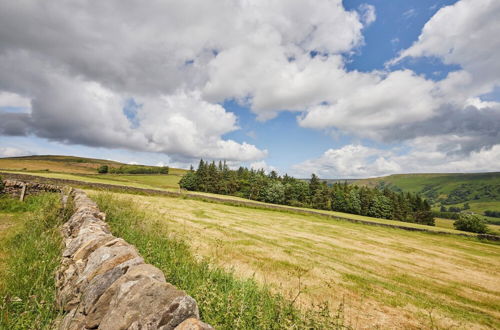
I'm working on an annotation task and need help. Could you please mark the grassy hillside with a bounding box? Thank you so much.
[92,191,500,329]
[0,155,188,176]
[356,172,500,220]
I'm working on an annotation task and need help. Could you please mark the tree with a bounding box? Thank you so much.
[264,181,285,204]
[440,205,447,212]
[453,213,488,233]
[309,174,321,197]
[97,165,109,174]
[179,171,198,190]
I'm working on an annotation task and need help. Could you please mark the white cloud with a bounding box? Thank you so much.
[0,91,31,109]
[0,0,364,160]
[394,0,500,95]
[0,147,31,158]
[292,141,500,179]
[358,4,376,26]
[250,160,277,174]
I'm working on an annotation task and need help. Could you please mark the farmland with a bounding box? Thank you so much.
[92,191,500,329]
[1,155,500,328]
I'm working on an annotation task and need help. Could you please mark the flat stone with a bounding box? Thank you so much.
[174,318,214,330]
[85,264,166,328]
[81,256,144,314]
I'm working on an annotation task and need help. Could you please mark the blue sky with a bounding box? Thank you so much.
[1,0,499,178]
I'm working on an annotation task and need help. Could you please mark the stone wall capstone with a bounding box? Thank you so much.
[55,188,214,329]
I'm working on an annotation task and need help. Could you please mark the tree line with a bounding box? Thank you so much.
[97,165,169,174]
[179,160,434,225]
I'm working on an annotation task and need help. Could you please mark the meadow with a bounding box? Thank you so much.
[0,193,68,329]
[92,191,500,329]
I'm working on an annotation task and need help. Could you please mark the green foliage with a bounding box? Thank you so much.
[0,175,4,194]
[484,210,500,218]
[95,193,346,329]
[97,165,109,173]
[179,159,434,225]
[0,193,69,329]
[454,213,488,234]
[109,165,169,174]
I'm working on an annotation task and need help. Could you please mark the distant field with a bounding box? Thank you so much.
[4,170,491,236]
[91,191,500,329]
[0,155,188,176]
[356,172,500,222]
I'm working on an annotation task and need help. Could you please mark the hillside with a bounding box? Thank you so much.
[355,172,500,221]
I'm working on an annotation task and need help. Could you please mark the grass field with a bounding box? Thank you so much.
[356,172,500,227]
[0,194,66,329]
[6,169,493,236]
[91,191,500,330]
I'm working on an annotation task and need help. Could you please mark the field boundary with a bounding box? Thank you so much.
[3,171,499,241]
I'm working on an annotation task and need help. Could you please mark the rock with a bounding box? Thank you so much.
[85,264,166,328]
[81,256,144,314]
[78,238,139,283]
[174,318,214,330]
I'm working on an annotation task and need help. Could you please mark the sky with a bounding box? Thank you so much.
[0,0,499,178]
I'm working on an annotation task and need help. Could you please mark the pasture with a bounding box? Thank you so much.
[92,191,500,329]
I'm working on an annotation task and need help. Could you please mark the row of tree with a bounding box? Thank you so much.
[97,165,169,174]
[179,160,434,225]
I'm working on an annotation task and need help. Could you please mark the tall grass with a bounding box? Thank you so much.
[95,193,347,329]
[0,193,70,329]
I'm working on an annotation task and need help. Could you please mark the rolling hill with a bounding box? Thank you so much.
[354,172,500,221]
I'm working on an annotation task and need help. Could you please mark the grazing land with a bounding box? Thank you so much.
[92,191,500,329]
[0,193,66,329]
[355,173,500,222]
[1,155,500,328]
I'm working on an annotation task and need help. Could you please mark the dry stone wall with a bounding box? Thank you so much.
[0,179,213,329]
[2,179,61,199]
[56,188,214,330]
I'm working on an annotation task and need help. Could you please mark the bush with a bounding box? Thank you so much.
[0,175,4,194]
[97,165,109,174]
[484,210,500,218]
[109,165,169,174]
[453,213,488,234]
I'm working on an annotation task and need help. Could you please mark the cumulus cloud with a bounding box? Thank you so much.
[0,0,498,173]
[358,4,376,26]
[0,146,31,158]
[292,142,500,179]
[250,160,278,174]
[298,0,500,157]
[0,0,366,161]
[0,91,31,109]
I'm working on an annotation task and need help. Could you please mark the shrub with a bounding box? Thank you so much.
[0,175,4,194]
[453,213,488,234]
[97,165,109,174]
[109,165,169,174]
[484,210,500,218]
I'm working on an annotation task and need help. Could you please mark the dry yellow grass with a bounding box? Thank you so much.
[92,191,500,330]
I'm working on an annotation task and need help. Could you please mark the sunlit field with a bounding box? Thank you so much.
[91,191,500,329]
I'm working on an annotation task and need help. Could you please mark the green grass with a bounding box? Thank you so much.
[93,191,500,329]
[3,170,486,236]
[94,193,348,329]
[0,193,70,329]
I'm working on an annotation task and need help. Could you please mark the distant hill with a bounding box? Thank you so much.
[0,155,186,175]
[354,172,500,221]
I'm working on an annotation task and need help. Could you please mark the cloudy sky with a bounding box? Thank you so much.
[1,0,499,178]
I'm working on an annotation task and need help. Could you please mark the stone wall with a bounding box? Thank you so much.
[2,179,61,199]
[0,179,213,329]
[55,188,213,329]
